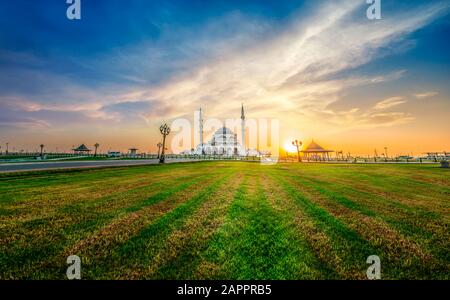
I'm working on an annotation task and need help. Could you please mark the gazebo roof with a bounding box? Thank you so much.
[301,140,333,153]
[73,144,91,152]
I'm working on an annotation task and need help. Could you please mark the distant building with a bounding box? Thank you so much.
[183,105,260,157]
[129,148,139,158]
[73,144,91,156]
[201,127,242,156]
[107,151,121,158]
[424,152,449,161]
[300,140,334,161]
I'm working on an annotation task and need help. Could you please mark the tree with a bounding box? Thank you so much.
[157,142,163,159]
[94,143,100,157]
[292,140,303,162]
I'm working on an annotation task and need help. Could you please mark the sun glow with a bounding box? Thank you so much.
[284,141,298,153]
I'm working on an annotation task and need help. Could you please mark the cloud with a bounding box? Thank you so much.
[102,101,152,114]
[0,0,448,132]
[86,11,273,87]
[364,112,415,127]
[305,106,415,132]
[374,97,407,110]
[0,116,50,129]
[414,92,438,99]
[101,100,157,123]
[141,0,448,129]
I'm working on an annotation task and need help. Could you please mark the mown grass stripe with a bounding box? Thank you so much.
[197,173,327,279]
[275,171,446,279]
[279,170,449,271]
[298,171,447,218]
[282,164,449,213]
[269,171,378,279]
[0,171,215,279]
[259,174,342,279]
[133,172,244,279]
[2,173,201,229]
[0,166,203,211]
[83,171,233,279]
[1,172,207,250]
[283,169,446,234]
[0,166,151,195]
[193,176,251,279]
[1,162,448,280]
[0,164,197,204]
[249,176,332,279]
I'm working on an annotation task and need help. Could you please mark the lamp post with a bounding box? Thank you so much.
[159,123,171,164]
[157,142,163,159]
[292,140,302,162]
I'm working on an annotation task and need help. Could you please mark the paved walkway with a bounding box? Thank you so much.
[0,159,200,173]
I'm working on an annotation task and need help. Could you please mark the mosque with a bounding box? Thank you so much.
[183,105,259,156]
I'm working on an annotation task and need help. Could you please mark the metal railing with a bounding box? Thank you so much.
[1,151,447,164]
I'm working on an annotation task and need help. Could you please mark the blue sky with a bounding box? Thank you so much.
[0,0,449,154]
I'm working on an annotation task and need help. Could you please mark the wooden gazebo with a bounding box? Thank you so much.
[300,140,334,161]
[73,144,92,156]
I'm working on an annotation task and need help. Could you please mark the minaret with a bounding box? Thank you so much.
[199,108,204,154]
[241,104,246,153]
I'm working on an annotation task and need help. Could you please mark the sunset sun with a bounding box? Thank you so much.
[284,141,298,153]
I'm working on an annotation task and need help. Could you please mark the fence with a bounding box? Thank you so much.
[1,151,446,164]
[0,152,262,162]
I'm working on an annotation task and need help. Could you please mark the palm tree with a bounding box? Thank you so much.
[40,144,44,157]
[292,140,303,162]
[94,143,100,157]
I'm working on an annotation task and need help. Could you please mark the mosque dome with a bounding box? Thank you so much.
[214,127,235,135]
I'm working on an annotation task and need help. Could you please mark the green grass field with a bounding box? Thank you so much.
[0,162,448,280]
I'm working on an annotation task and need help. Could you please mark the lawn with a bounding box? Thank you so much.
[0,162,448,280]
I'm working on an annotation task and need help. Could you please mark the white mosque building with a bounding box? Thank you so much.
[183,105,259,157]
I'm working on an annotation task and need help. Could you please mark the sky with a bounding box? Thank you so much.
[0,0,449,155]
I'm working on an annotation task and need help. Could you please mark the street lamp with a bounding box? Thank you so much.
[292,140,303,162]
[159,123,171,164]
